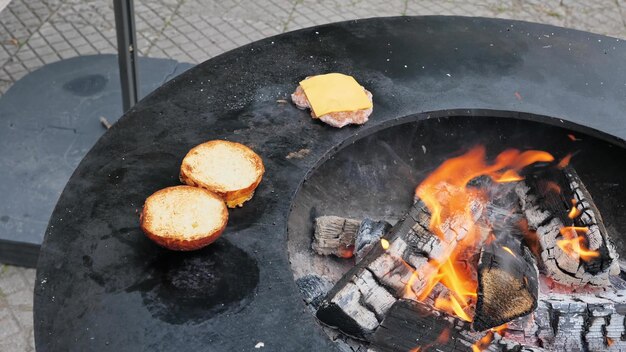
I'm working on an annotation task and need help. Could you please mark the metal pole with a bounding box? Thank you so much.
[113,0,139,112]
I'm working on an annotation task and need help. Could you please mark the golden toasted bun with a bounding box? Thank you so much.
[140,186,228,250]
[180,140,264,208]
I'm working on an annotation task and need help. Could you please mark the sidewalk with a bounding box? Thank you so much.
[2,0,626,96]
[1,0,626,351]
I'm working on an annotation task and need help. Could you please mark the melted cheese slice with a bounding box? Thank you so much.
[299,73,372,116]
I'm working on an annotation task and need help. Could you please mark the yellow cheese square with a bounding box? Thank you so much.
[299,73,372,116]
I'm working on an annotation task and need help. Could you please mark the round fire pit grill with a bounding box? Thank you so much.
[34,16,626,351]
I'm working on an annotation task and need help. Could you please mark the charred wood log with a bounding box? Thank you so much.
[515,165,620,287]
[312,216,392,260]
[312,216,361,258]
[371,299,545,352]
[505,289,626,352]
[354,219,393,262]
[316,199,485,339]
[473,236,539,331]
[316,201,431,339]
[469,178,540,330]
[295,274,334,310]
[371,299,478,352]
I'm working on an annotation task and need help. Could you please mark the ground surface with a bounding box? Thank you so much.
[2,0,626,350]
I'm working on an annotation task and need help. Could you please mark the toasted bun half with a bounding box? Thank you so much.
[140,185,228,250]
[180,140,265,208]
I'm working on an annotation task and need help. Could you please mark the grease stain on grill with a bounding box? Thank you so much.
[126,239,259,324]
[62,74,107,97]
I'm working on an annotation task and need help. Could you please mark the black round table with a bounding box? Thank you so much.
[34,16,626,351]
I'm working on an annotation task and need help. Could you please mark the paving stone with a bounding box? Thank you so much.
[0,272,26,296]
[565,5,626,38]
[22,57,44,70]
[12,308,34,330]
[58,48,79,60]
[0,331,31,352]
[0,80,10,95]
[75,44,96,56]
[20,269,36,289]
[6,287,33,308]
[0,310,20,339]
[3,61,27,81]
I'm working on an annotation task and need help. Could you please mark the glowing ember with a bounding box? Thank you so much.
[337,247,354,259]
[471,324,507,352]
[380,238,390,250]
[519,219,541,259]
[567,133,581,141]
[544,181,561,194]
[557,226,599,261]
[404,267,419,299]
[436,327,451,344]
[502,246,515,257]
[413,146,553,322]
[568,199,581,219]
[607,337,615,347]
[557,153,572,169]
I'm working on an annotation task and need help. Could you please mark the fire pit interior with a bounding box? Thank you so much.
[287,112,626,352]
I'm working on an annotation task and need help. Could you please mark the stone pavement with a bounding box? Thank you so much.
[2,0,626,96]
[1,0,626,350]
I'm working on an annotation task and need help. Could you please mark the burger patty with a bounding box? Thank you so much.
[290,85,373,128]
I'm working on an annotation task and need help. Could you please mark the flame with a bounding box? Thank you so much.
[502,246,515,257]
[492,324,507,335]
[471,324,507,352]
[435,295,472,322]
[568,199,581,219]
[557,154,572,169]
[557,237,600,261]
[557,226,599,261]
[413,146,553,321]
[380,238,390,250]
[415,146,554,232]
[471,331,493,352]
[492,169,524,183]
[409,348,421,352]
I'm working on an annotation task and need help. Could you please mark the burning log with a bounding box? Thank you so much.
[466,178,539,330]
[515,166,620,287]
[316,199,485,339]
[473,239,539,331]
[316,201,431,339]
[312,216,360,258]
[371,299,480,351]
[371,299,546,352]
